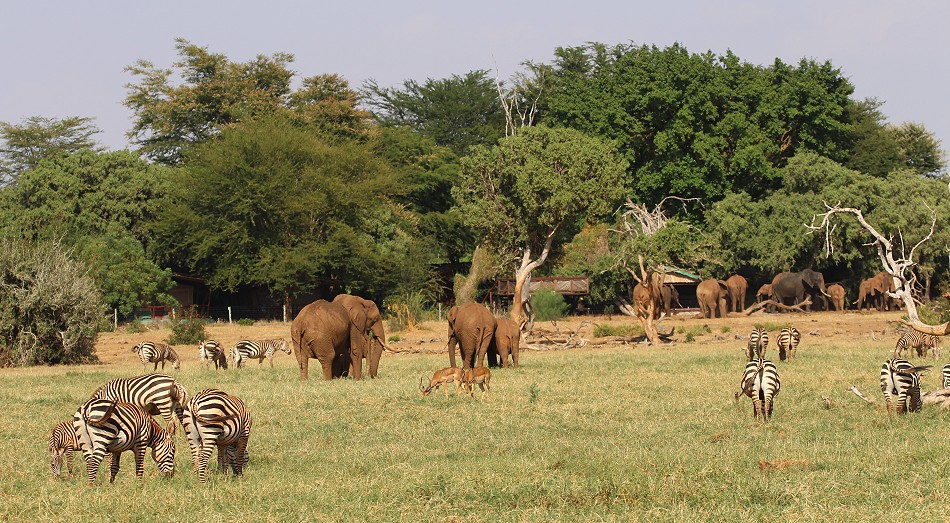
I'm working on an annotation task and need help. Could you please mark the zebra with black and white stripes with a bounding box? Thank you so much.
[230,339,291,368]
[49,420,80,478]
[746,328,768,361]
[738,358,781,421]
[181,388,252,482]
[942,363,950,389]
[72,398,175,484]
[198,340,228,370]
[777,327,801,361]
[893,331,941,360]
[89,374,188,435]
[132,341,181,372]
[880,358,931,414]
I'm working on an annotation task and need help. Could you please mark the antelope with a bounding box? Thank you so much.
[419,367,464,397]
[462,367,491,399]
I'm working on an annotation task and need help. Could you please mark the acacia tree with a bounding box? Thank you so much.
[0,116,101,186]
[454,125,628,329]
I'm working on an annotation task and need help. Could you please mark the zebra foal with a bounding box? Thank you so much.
[72,399,175,484]
[181,388,252,482]
[49,420,80,478]
[746,328,768,361]
[132,341,180,372]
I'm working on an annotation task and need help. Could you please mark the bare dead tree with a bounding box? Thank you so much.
[609,198,700,344]
[807,201,946,335]
[494,63,544,137]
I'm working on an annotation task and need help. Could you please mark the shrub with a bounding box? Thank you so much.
[385,291,432,332]
[237,318,255,326]
[0,240,102,366]
[125,319,148,334]
[388,334,401,343]
[593,324,645,337]
[168,307,207,345]
[531,291,569,322]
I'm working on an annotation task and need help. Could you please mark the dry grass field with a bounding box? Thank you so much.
[3,309,950,522]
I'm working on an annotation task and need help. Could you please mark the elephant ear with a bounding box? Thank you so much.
[717,280,729,291]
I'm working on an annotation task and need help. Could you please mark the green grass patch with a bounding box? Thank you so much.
[754,321,791,332]
[593,323,644,337]
[4,338,950,520]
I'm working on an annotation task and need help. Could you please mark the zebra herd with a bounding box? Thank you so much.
[735,324,950,420]
[132,338,291,372]
[48,373,252,484]
[735,327,797,421]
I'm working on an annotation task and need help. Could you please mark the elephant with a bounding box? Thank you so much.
[827,283,846,312]
[290,300,356,381]
[332,294,386,379]
[771,269,828,312]
[725,275,748,312]
[696,279,729,318]
[756,284,773,303]
[660,284,682,317]
[633,281,670,319]
[447,302,495,370]
[487,317,521,368]
[866,272,900,311]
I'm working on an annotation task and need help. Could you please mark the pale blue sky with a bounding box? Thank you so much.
[2,1,947,156]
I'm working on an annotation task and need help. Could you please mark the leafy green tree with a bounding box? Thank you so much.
[0,116,101,186]
[892,122,947,177]
[362,70,506,156]
[125,39,372,165]
[844,98,902,177]
[542,43,856,207]
[151,115,400,307]
[0,149,176,313]
[454,125,629,325]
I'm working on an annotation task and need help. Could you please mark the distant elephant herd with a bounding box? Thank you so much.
[682,270,901,319]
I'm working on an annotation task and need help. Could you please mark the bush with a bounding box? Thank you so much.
[237,318,255,327]
[385,291,433,332]
[593,324,645,337]
[168,307,207,345]
[531,291,569,322]
[0,240,102,366]
[125,319,148,334]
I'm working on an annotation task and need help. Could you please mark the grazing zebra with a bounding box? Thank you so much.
[198,340,228,370]
[893,331,941,360]
[49,420,80,478]
[746,328,768,361]
[89,374,188,435]
[132,342,180,372]
[943,363,950,389]
[880,359,931,414]
[230,339,291,368]
[181,388,252,482]
[777,327,801,361]
[72,399,175,484]
[738,358,781,421]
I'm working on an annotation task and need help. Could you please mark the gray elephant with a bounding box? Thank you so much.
[290,300,355,380]
[487,317,521,368]
[696,279,729,318]
[332,294,386,379]
[771,269,828,311]
[447,302,495,369]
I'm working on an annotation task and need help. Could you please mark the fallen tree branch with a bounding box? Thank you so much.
[848,386,875,404]
[742,297,813,316]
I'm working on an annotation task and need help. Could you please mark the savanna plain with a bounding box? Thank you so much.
[2,310,949,522]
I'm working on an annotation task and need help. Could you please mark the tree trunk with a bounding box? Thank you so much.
[510,229,557,333]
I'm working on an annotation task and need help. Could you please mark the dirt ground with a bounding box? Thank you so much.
[95,309,909,366]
